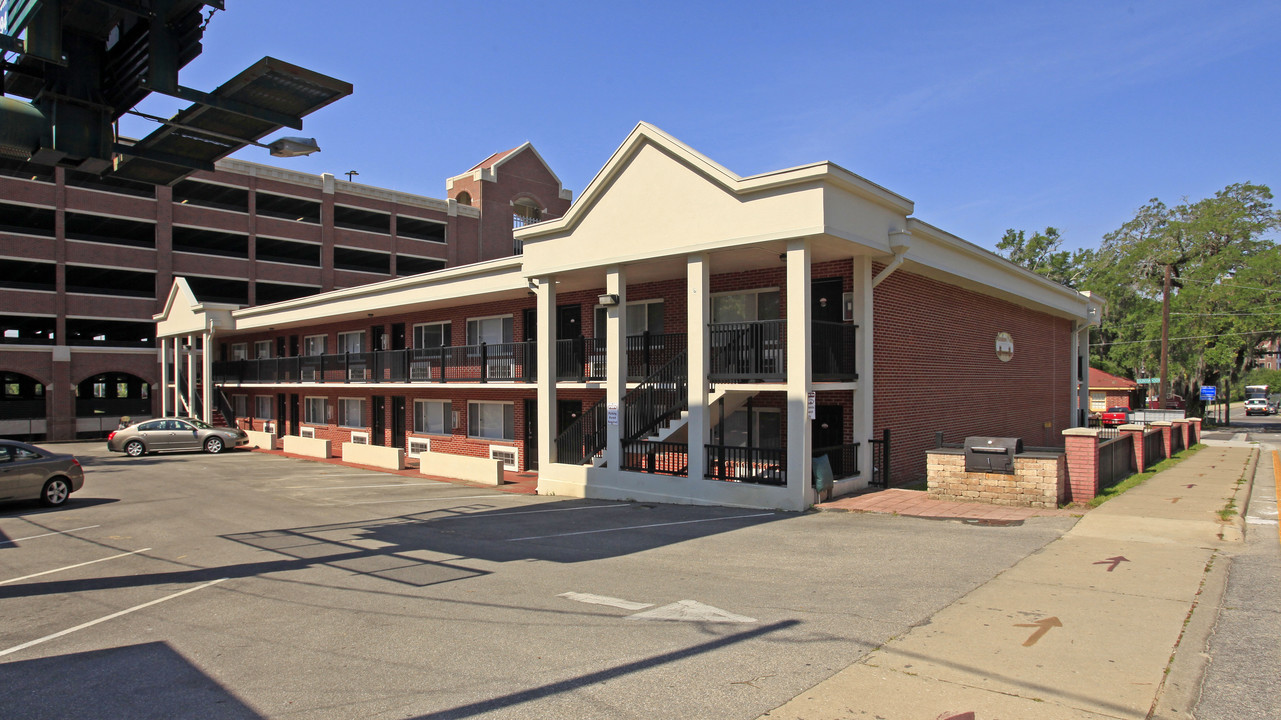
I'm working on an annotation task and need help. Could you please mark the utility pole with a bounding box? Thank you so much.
[1158,264,1171,410]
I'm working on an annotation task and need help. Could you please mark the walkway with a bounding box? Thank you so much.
[817,487,1079,521]
[247,446,540,494]
[764,443,1259,719]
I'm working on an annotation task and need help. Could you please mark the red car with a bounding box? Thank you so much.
[1100,407,1132,427]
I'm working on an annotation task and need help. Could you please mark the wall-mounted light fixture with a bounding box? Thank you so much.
[598,293,620,307]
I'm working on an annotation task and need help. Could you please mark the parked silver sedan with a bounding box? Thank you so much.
[107,417,249,457]
[0,439,85,507]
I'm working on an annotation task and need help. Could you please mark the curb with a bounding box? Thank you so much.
[1218,447,1259,542]
[1150,549,1229,719]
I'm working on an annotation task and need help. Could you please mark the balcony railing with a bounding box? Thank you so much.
[212,342,536,385]
[709,320,786,382]
[813,442,861,480]
[812,321,858,381]
[553,333,688,382]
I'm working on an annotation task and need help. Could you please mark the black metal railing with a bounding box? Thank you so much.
[621,439,689,476]
[709,320,786,382]
[214,388,237,428]
[704,444,785,485]
[1098,434,1134,489]
[213,342,537,385]
[622,351,688,442]
[1144,428,1165,467]
[869,428,890,487]
[555,337,606,381]
[627,332,686,381]
[554,397,607,465]
[0,400,46,420]
[811,321,858,381]
[813,442,861,479]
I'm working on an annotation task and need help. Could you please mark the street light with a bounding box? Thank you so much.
[267,136,321,157]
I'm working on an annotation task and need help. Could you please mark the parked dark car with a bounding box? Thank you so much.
[0,440,85,507]
[107,417,248,457]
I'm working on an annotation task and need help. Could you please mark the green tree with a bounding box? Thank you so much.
[1084,183,1281,406]
[996,227,1093,288]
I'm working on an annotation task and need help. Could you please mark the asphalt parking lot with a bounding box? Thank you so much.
[0,442,1078,720]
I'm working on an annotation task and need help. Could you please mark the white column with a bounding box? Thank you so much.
[785,239,813,506]
[1074,324,1090,426]
[604,266,627,470]
[535,276,557,471]
[202,329,214,424]
[686,253,710,483]
[160,341,170,417]
[172,338,183,416]
[186,334,195,418]
[850,255,874,482]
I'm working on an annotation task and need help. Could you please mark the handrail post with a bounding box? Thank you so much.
[480,342,488,383]
[439,346,447,383]
[344,352,350,383]
[578,335,586,382]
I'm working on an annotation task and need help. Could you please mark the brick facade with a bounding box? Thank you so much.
[873,265,1074,485]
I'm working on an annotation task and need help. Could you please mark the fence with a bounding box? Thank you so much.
[704,444,785,486]
[621,440,689,476]
[1097,434,1135,489]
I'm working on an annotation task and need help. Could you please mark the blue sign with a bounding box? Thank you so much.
[1199,386,1217,400]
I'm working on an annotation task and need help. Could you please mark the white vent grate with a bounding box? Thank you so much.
[408,438,430,458]
[490,446,518,471]
[350,431,369,445]
[300,426,315,439]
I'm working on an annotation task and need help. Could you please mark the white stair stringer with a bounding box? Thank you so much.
[647,388,760,444]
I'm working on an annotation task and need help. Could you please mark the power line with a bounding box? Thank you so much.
[1176,277,1281,294]
[1092,329,1281,347]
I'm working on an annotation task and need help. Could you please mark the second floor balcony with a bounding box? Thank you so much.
[209,320,858,387]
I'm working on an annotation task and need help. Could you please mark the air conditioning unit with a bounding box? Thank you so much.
[350,431,369,445]
[408,438,430,458]
[300,426,315,439]
[300,368,317,381]
[410,365,431,381]
[348,367,369,381]
[487,362,513,379]
[490,446,518,471]
[263,422,274,434]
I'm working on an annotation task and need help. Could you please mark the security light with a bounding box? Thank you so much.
[267,137,321,157]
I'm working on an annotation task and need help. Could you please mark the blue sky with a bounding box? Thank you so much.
[122,1,1281,253]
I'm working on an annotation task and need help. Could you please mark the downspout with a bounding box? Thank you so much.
[872,230,912,288]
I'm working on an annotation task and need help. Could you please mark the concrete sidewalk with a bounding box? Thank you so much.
[761,444,1259,720]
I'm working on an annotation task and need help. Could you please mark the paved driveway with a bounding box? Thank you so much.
[0,442,1076,719]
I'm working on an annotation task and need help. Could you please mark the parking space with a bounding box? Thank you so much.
[0,442,1078,719]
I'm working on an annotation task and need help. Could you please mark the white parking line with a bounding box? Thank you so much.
[433,504,630,520]
[284,482,446,490]
[0,578,228,658]
[507,512,777,541]
[0,548,152,586]
[0,525,100,546]
[345,494,532,505]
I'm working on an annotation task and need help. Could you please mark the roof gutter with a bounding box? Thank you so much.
[872,230,912,287]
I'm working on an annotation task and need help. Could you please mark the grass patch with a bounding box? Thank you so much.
[1217,497,1238,521]
[1087,443,1206,508]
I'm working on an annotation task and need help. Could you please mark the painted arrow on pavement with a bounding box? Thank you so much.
[1014,616,1062,646]
[1093,556,1130,572]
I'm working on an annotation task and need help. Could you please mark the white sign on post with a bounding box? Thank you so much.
[607,403,619,426]
[807,392,816,420]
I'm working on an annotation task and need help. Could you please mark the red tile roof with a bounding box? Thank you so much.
[1089,367,1137,389]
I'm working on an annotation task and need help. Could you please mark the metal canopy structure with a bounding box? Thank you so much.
[113,57,352,185]
[0,0,351,184]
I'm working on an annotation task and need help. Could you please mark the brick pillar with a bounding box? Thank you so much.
[1188,418,1201,445]
[1120,424,1146,472]
[1172,419,1188,453]
[1151,421,1173,458]
[1062,428,1100,502]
